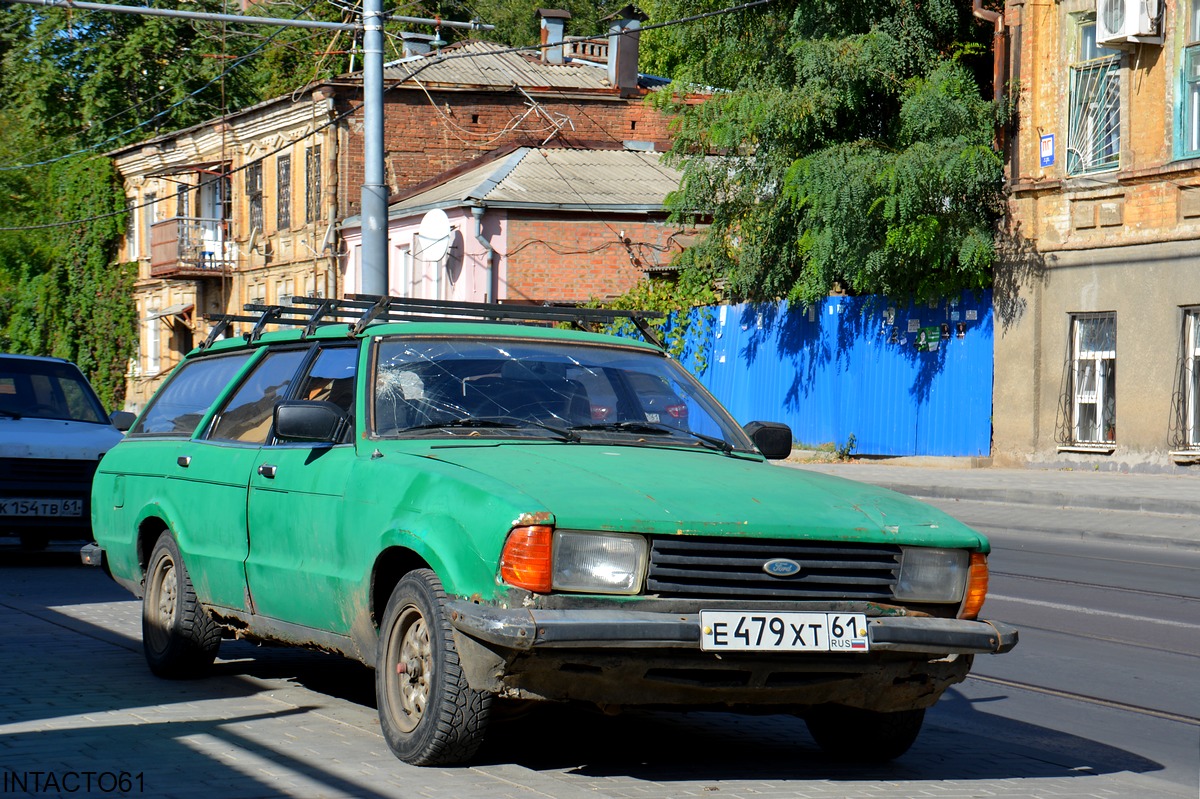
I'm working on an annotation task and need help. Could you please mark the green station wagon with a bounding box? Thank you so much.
[85,295,1017,766]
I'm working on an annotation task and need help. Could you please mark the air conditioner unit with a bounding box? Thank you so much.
[1097,0,1163,46]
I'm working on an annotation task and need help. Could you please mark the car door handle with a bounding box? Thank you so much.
[177,455,191,468]
[258,463,277,479]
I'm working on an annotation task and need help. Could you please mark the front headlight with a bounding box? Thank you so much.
[894,547,969,603]
[552,530,647,594]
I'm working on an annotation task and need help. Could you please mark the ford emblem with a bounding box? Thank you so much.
[763,558,802,578]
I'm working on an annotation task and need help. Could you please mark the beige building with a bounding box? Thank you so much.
[112,89,340,410]
[996,0,1200,471]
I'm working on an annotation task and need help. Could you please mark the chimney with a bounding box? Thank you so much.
[607,5,647,98]
[537,9,571,65]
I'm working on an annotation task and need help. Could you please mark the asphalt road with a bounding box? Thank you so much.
[1,506,1197,798]
[920,498,1200,794]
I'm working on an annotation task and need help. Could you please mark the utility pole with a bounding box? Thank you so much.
[2,0,490,295]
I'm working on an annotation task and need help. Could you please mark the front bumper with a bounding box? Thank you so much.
[446,601,1019,656]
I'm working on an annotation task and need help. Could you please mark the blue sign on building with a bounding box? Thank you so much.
[1040,134,1055,167]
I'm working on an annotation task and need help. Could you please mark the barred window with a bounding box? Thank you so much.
[1059,312,1117,445]
[1182,309,1200,448]
[277,154,292,230]
[247,162,264,234]
[305,145,322,225]
[1067,21,1121,176]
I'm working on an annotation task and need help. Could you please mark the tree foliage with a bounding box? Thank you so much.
[640,0,1007,305]
[0,0,354,403]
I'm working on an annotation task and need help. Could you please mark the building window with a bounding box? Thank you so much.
[126,199,137,262]
[1065,312,1117,444]
[274,277,294,306]
[145,303,161,375]
[1067,21,1121,176]
[247,162,264,234]
[276,154,292,231]
[1183,5,1200,156]
[142,192,157,260]
[1184,309,1200,448]
[176,183,190,219]
[305,145,322,225]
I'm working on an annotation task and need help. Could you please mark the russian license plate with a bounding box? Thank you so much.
[700,611,869,652]
[0,498,83,517]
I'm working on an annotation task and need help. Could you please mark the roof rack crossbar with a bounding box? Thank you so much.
[204,295,667,349]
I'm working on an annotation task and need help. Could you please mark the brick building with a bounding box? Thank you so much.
[109,8,699,409]
[995,0,1200,471]
[338,146,693,304]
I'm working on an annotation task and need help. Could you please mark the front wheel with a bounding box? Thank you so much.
[142,532,220,678]
[805,705,925,761]
[376,569,492,765]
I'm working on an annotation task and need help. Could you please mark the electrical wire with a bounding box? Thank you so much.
[0,0,771,231]
[0,0,329,172]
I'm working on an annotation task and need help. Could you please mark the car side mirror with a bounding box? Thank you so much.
[110,410,137,431]
[743,421,793,460]
[275,400,347,443]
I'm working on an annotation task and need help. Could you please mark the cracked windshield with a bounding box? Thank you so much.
[372,338,753,453]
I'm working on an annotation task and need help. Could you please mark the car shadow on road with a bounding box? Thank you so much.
[473,693,1166,784]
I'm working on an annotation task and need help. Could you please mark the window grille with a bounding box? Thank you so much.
[277,154,292,230]
[1067,23,1121,176]
[305,145,322,225]
[1056,312,1117,445]
[247,163,264,234]
[1171,308,1200,449]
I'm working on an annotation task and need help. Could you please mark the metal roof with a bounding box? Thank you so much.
[382,147,683,219]
[383,40,618,92]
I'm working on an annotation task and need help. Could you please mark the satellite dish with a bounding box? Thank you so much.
[414,208,452,262]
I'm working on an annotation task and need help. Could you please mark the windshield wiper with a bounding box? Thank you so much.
[570,421,734,455]
[401,416,578,442]
[0,409,21,419]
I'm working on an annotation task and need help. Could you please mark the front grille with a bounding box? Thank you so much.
[647,536,901,601]
[0,457,99,486]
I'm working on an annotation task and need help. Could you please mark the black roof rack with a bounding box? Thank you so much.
[200,294,665,351]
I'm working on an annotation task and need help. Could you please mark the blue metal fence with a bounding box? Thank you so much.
[675,293,994,457]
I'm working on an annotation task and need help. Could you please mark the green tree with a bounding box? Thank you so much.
[0,0,351,402]
[640,0,1007,305]
[439,1,618,48]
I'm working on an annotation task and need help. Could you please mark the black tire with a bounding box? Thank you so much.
[805,705,925,762]
[376,568,492,765]
[141,532,220,678]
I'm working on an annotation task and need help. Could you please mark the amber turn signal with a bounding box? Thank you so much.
[960,552,989,619]
[500,525,553,593]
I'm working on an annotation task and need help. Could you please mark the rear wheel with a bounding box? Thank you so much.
[805,706,925,761]
[142,532,220,677]
[376,569,491,765]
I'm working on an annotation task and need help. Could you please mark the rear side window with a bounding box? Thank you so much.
[208,349,309,444]
[129,352,254,437]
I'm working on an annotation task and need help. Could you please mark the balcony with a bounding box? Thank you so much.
[151,217,235,278]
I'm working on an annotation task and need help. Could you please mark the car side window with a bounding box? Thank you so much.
[128,352,254,437]
[208,349,309,444]
[296,346,357,416]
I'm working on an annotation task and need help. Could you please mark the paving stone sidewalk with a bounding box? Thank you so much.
[1,562,1194,799]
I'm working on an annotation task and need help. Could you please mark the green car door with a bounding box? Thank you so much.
[244,344,360,631]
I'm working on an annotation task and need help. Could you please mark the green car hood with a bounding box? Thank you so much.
[420,443,987,550]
